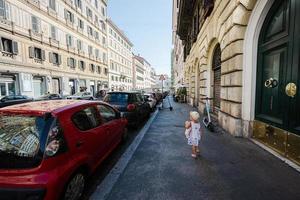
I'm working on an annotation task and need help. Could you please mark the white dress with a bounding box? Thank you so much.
[187,122,201,146]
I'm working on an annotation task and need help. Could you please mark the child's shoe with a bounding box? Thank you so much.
[191,154,197,158]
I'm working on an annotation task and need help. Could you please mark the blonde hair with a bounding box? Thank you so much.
[190,111,200,121]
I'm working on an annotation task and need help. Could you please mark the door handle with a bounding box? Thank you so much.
[285,82,297,98]
[264,78,278,88]
[76,140,84,148]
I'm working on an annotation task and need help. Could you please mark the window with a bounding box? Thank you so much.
[0,37,18,55]
[49,52,61,65]
[87,26,93,36]
[0,0,10,19]
[65,10,74,23]
[101,6,105,16]
[90,64,95,72]
[111,76,114,81]
[95,49,99,58]
[97,105,116,123]
[94,0,98,8]
[79,60,85,71]
[97,65,101,74]
[68,57,76,69]
[86,7,92,19]
[31,16,41,33]
[77,39,82,50]
[103,52,107,63]
[78,18,84,30]
[50,25,57,40]
[49,0,56,11]
[101,20,106,31]
[66,34,73,47]
[75,0,82,9]
[95,31,99,40]
[102,36,106,46]
[72,107,101,131]
[88,45,93,56]
[104,68,108,75]
[29,47,45,60]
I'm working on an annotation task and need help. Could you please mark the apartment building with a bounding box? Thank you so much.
[0,0,109,98]
[132,54,145,90]
[175,0,300,165]
[172,0,184,90]
[107,18,133,91]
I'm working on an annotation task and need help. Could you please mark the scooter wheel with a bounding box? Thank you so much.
[208,124,214,132]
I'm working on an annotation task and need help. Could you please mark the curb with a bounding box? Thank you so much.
[90,109,160,200]
[251,139,300,173]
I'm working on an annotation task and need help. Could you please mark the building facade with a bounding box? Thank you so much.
[0,0,109,99]
[133,54,152,90]
[175,0,300,165]
[172,0,185,90]
[107,18,133,91]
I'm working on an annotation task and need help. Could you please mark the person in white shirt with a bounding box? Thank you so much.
[185,111,202,158]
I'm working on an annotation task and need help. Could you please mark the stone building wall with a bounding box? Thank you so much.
[184,0,257,136]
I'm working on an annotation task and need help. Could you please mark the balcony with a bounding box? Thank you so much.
[67,45,76,53]
[47,7,58,18]
[29,29,42,41]
[0,18,14,32]
[27,0,40,8]
[49,38,59,48]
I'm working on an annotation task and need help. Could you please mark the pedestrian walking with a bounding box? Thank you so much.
[185,111,202,158]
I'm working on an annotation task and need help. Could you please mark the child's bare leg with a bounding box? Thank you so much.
[192,146,197,157]
[196,146,200,153]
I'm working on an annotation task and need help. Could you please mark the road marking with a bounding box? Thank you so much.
[90,109,159,200]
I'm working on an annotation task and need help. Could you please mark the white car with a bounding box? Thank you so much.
[144,93,157,111]
[66,92,94,100]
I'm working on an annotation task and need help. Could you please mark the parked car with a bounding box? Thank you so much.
[66,92,94,100]
[0,100,128,200]
[0,95,33,108]
[103,91,151,127]
[35,93,62,101]
[143,93,157,111]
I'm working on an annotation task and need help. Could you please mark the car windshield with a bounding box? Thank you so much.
[0,115,53,169]
[104,93,129,104]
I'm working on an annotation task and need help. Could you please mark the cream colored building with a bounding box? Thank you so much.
[107,18,133,91]
[175,0,300,166]
[0,0,109,98]
[132,54,145,90]
[172,0,185,90]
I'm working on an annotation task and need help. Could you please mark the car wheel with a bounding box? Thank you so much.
[89,97,93,100]
[63,172,85,200]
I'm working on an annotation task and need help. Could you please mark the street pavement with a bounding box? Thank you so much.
[98,98,300,200]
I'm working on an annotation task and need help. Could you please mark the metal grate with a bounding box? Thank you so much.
[212,45,221,112]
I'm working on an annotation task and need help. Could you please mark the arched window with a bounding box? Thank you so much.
[212,44,221,113]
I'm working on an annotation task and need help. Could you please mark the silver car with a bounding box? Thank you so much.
[66,92,94,100]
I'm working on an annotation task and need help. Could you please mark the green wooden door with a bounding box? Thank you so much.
[256,0,300,135]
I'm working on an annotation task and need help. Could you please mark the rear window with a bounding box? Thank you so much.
[0,115,53,169]
[104,93,129,104]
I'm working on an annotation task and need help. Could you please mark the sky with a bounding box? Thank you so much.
[107,0,172,76]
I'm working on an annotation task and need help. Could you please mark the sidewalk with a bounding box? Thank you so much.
[102,99,300,200]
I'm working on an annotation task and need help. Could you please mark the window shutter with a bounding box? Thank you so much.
[0,0,5,18]
[41,50,46,61]
[0,37,2,51]
[74,59,77,68]
[58,55,62,65]
[71,13,74,23]
[12,41,18,55]
[67,58,70,66]
[49,52,53,63]
[5,2,10,20]
[64,9,67,20]
[29,47,34,58]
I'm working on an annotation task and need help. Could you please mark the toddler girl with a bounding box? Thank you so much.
[185,111,201,158]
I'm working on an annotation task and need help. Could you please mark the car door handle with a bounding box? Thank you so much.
[76,141,84,148]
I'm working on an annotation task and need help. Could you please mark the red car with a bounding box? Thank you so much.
[0,100,127,200]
